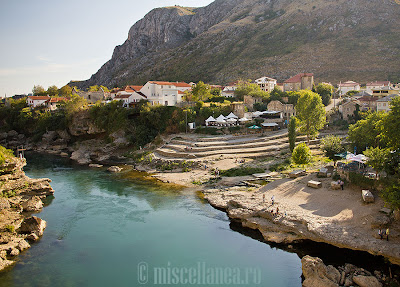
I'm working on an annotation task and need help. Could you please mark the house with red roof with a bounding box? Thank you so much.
[283,73,314,92]
[337,81,360,96]
[26,96,50,108]
[48,97,68,110]
[366,81,391,94]
[140,81,192,106]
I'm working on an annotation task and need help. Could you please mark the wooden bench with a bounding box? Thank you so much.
[308,180,322,188]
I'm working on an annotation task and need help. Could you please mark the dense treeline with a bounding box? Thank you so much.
[347,97,400,209]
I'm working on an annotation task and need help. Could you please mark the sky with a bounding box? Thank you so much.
[0,0,214,97]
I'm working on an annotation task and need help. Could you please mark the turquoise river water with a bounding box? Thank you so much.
[0,154,395,287]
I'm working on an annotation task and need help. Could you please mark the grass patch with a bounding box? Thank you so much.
[220,167,265,177]
[5,225,15,233]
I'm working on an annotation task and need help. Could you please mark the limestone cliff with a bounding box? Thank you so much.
[0,149,54,271]
[75,0,400,88]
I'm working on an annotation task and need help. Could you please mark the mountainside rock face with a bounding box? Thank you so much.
[76,0,400,88]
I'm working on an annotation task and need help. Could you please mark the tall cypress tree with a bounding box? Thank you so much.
[288,116,296,153]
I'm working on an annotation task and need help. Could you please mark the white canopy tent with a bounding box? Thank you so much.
[239,117,250,122]
[226,118,238,123]
[216,115,227,122]
[226,112,238,119]
[205,116,216,126]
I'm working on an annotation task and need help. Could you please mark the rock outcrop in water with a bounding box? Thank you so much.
[0,150,54,271]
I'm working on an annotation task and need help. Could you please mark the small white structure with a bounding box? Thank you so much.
[216,114,227,122]
[205,116,216,126]
[239,117,250,123]
[226,112,238,119]
[337,81,360,96]
[254,76,277,92]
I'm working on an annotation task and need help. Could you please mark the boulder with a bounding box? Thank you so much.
[18,216,46,237]
[0,132,8,140]
[0,198,11,210]
[17,239,30,251]
[70,150,92,165]
[89,164,103,168]
[301,256,339,287]
[21,196,43,212]
[362,190,374,203]
[27,233,40,242]
[57,130,71,141]
[60,152,69,158]
[7,130,18,138]
[9,248,19,256]
[0,256,14,272]
[353,275,382,287]
[371,215,390,228]
[41,131,57,143]
[107,166,122,173]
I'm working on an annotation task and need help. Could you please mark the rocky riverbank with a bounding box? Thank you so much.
[302,255,388,287]
[202,173,400,266]
[0,154,54,271]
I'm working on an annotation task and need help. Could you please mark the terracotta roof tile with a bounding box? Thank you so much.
[284,73,313,83]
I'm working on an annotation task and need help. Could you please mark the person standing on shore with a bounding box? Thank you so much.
[339,180,344,190]
[379,229,383,240]
[386,228,390,241]
[271,195,275,205]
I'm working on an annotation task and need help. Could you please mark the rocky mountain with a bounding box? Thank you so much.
[75,0,400,88]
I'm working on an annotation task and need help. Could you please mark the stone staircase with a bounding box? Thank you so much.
[153,130,345,161]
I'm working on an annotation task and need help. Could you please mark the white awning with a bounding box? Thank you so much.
[239,117,250,122]
[205,116,216,122]
[261,123,279,127]
[216,114,227,121]
[226,112,238,119]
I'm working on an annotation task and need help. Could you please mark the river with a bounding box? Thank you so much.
[0,154,303,287]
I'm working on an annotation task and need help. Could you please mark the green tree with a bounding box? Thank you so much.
[295,90,326,141]
[100,85,110,93]
[383,97,400,151]
[270,87,286,102]
[315,83,333,106]
[320,135,345,164]
[88,85,99,92]
[234,80,268,101]
[192,81,211,101]
[47,85,58,97]
[292,142,312,169]
[288,116,297,153]
[210,88,221,96]
[363,147,390,178]
[59,94,87,119]
[382,182,400,210]
[59,85,72,97]
[32,85,46,96]
[347,111,387,152]
[346,90,360,97]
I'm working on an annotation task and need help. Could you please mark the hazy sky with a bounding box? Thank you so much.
[0,0,214,97]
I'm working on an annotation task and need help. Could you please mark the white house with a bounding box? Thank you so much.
[255,77,277,92]
[140,81,192,106]
[366,81,391,94]
[337,81,360,96]
[26,96,50,108]
[221,86,236,98]
[114,92,147,107]
[376,95,398,113]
